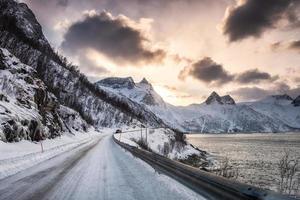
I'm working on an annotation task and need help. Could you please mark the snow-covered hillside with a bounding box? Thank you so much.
[114,128,202,159]
[96,77,300,133]
[245,95,300,129]
[0,48,88,142]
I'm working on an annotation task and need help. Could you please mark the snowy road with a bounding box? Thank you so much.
[0,134,205,200]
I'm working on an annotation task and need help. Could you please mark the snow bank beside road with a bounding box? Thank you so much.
[0,129,101,180]
[114,128,202,160]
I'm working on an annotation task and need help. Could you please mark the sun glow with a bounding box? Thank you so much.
[153,85,198,106]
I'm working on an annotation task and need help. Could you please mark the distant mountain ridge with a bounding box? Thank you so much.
[96,76,300,133]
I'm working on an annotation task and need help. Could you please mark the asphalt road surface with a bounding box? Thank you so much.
[0,134,206,200]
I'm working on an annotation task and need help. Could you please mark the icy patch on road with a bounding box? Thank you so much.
[0,129,101,180]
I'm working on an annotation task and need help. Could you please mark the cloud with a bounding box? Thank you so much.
[61,11,166,66]
[178,57,234,85]
[235,69,278,84]
[270,40,300,53]
[289,40,300,51]
[230,87,273,101]
[270,41,283,51]
[231,82,300,101]
[222,0,298,42]
[56,0,68,7]
[77,53,109,75]
[179,57,277,85]
[295,77,300,83]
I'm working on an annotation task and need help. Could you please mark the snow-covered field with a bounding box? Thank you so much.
[0,129,102,180]
[114,128,201,160]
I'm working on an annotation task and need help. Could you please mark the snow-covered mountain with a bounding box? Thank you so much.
[0,0,168,142]
[245,95,300,129]
[96,77,300,133]
[95,77,183,130]
[96,77,166,107]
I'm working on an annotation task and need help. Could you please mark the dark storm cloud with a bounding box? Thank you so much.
[223,0,298,42]
[235,69,278,84]
[178,57,234,85]
[61,11,165,65]
[179,58,277,85]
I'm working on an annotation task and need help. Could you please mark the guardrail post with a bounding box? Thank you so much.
[40,141,44,153]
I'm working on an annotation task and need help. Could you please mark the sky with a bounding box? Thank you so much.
[21,0,300,105]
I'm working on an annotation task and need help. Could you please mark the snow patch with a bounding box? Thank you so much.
[0,129,101,180]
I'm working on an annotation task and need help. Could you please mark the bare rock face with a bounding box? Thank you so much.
[0,0,51,54]
[0,48,66,141]
[205,92,235,105]
[292,96,300,107]
[140,78,150,85]
[220,95,236,105]
[58,105,88,132]
[205,92,222,105]
[0,48,90,142]
[97,77,136,89]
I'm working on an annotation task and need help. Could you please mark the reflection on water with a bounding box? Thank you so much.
[187,133,300,192]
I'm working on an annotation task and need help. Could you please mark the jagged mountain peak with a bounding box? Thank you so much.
[205,92,221,105]
[0,0,50,50]
[140,77,150,85]
[210,91,219,97]
[96,77,136,89]
[205,92,235,105]
[138,77,154,90]
[140,77,148,84]
[95,76,165,107]
[221,95,236,105]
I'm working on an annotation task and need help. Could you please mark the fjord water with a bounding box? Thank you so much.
[187,133,300,191]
